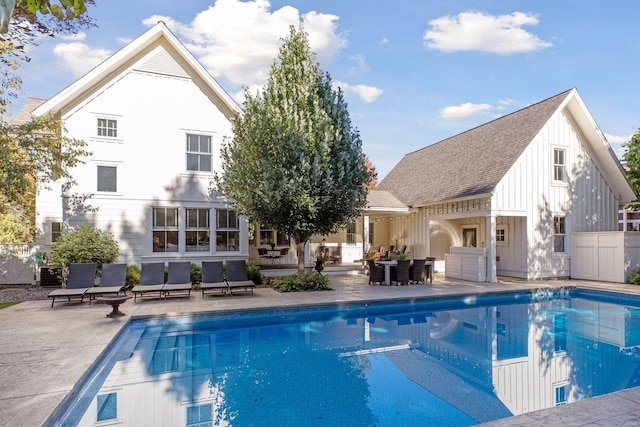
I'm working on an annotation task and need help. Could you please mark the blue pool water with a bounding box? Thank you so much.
[50,289,640,426]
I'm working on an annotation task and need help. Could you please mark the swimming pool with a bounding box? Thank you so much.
[48,289,640,426]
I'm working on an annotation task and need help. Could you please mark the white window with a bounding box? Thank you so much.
[555,385,568,406]
[97,166,117,192]
[96,392,117,422]
[152,208,179,252]
[185,208,210,252]
[51,221,62,243]
[553,148,565,181]
[216,209,239,251]
[496,225,508,245]
[97,118,117,138]
[186,134,212,172]
[187,404,213,427]
[553,216,566,253]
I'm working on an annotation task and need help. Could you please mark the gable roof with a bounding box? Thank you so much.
[376,88,634,206]
[11,97,46,125]
[33,22,241,119]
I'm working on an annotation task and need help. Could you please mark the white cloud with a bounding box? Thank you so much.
[379,37,389,45]
[52,43,112,78]
[334,80,383,103]
[424,11,552,54]
[348,54,371,75]
[144,0,348,88]
[440,102,492,120]
[606,133,632,159]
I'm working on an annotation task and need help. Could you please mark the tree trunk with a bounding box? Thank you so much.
[295,239,307,276]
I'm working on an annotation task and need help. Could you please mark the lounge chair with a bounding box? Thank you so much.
[132,262,165,301]
[200,261,227,296]
[163,261,192,298]
[85,263,127,302]
[225,260,255,295]
[48,263,97,307]
[367,259,385,285]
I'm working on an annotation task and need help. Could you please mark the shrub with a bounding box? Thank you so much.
[247,261,263,285]
[269,273,331,292]
[50,224,119,270]
[629,267,640,285]
[190,263,202,285]
[125,264,141,290]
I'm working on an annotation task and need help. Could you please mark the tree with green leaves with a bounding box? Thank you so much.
[216,22,370,275]
[50,224,119,271]
[623,129,640,206]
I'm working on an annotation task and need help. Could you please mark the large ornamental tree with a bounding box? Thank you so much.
[216,22,370,275]
[623,129,640,206]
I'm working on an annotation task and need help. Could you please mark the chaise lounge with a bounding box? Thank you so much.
[200,261,227,296]
[85,263,127,302]
[48,262,97,307]
[163,261,192,298]
[131,262,165,301]
[225,260,255,295]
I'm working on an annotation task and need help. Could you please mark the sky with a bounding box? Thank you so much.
[12,0,640,180]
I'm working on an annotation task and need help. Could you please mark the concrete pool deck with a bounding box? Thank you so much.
[2,272,640,426]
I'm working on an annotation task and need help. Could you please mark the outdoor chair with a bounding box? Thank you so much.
[200,261,227,296]
[367,259,385,285]
[409,259,427,284]
[426,257,436,281]
[163,261,192,298]
[85,263,127,302]
[225,260,256,295]
[278,247,289,265]
[391,259,411,285]
[257,248,268,265]
[132,262,165,301]
[48,262,96,307]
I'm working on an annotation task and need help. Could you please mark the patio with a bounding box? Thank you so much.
[2,271,640,426]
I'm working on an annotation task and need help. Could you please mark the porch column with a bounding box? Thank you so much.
[362,214,370,267]
[486,214,497,282]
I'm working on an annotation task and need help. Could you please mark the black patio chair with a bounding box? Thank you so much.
[391,259,411,285]
[368,259,385,285]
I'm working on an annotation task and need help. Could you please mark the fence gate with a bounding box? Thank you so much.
[0,245,35,285]
[572,232,627,283]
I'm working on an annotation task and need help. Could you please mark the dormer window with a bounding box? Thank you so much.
[97,118,117,138]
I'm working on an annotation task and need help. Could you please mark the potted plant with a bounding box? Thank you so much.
[397,253,408,261]
[315,252,327,273]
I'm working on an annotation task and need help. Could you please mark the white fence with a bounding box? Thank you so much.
[571,232,640,283]
[0,244,36,285]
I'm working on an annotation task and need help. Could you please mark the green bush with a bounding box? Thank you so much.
[247,261,263,285]
[50,224,119,271]
[629,267,640,285]
[269,273,331,292]
[190,263,202,284]
[125,264,141,290]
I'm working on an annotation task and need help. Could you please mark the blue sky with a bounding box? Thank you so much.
[14,0,640,180]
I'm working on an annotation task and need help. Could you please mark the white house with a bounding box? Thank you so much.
[31,22,247,265]
[371,88,636,282]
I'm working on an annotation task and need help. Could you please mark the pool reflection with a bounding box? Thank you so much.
[74,295,640,426]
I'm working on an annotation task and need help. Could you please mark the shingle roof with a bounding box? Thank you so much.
[376,89,573,207]
[365,190,408,210]
[11,97,47,125]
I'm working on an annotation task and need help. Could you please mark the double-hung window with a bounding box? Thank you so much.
[553,148,566,182]
[97,118,117,138]
[216,209,239,251]
[97,165,117,192]
[186,134,212,172]
[51,221,62,243]
[152,208,179,252]
[553,216,566,253]
[186,208,210,252]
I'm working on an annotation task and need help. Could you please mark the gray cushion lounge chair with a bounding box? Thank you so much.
[200,261,227,296]
[163,261,192,298]
[225,260,255,295]
[132,262,165,301]
[48,263,97,307]
[85,263,127,302]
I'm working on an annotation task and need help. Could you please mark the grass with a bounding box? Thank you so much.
[0,301,20,309]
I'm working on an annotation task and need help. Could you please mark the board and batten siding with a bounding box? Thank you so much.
[491,108,620,279]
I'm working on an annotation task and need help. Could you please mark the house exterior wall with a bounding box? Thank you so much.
[36,62,246,265]
[493,109,621,279]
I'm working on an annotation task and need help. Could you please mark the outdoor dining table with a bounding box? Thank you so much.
[377,259,434,285]
[266,249,281,265]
